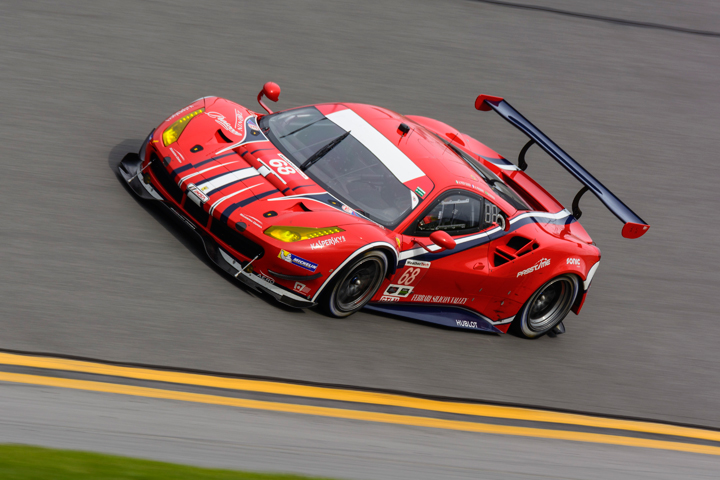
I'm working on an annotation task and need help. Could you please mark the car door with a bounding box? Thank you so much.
[388,189,502,312]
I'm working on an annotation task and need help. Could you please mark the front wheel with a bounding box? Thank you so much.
[320,251,388,318]
[511,274,579,339]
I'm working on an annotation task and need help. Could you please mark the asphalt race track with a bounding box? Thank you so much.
[2,0,720,475]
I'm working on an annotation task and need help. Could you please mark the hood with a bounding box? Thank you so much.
[154,98,378,237]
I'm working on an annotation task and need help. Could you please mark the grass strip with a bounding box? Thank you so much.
[0,444,337,480]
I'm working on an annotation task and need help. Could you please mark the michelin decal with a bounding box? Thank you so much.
[279,249,318,272]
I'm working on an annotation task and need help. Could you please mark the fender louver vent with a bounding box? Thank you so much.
[492,236,538,267]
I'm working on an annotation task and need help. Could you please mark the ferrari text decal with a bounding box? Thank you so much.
[383,284,414,297]
[379,296,400,302]
[206,111,243,136]
[517,258,551,277]
[567,257,581,266]
[456,320,478,328]
[310,236,346,250]
[411,295,467,305]
[279,249,318,272]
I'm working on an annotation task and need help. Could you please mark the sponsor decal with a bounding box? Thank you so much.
[186,183,209,205]
[166,104,194,121]
[396,237,402,249]
[456,320,478,329]
[455,179,490,194]
[239,213,262,229]
[379,296,400,302]
[411,294,468,305]
[294,282,311,295]
[405,259,431,269]
[383,284,414,297]
[415,186,426,197]
[247,117,260,132]
[310,235,346,250]
[169,147,185,164]
[278,249,318,272]
[341,204,353,214]
[234,109,245,132]
[517,258,551,277]
[254,270,275,285]
[206,111,243,136]
[567,257,581,266]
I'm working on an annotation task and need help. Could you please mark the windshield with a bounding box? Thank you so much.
[261,107,419,228]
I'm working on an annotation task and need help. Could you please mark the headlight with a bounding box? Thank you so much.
[162,108,204,146]
[264,226,345,242]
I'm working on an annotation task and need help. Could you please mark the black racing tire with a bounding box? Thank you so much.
[511,274,579,339]
[320,250,388,318]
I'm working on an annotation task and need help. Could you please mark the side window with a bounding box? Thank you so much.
[417,194,483,234]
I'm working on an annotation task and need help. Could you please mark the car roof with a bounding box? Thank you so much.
[313,102,495,201]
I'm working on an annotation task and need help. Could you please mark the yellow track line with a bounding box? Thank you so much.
[0,352,717,444]
[1,371,719,457]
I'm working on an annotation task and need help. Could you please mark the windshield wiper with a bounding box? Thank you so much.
[279,118,327,138]
[300,131,351,172]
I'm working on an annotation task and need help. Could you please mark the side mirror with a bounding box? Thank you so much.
[429,231,456,250]
[257,82,281,114]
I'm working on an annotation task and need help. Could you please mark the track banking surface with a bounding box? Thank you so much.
[1,0,720,451]
[2,351,720,479]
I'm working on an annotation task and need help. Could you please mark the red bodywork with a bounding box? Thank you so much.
[128,93,608,334]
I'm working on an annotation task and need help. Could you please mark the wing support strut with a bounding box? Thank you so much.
[518,139,534,171]
[475,94,649,239]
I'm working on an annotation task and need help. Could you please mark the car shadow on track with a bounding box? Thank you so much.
[107,140,306,316]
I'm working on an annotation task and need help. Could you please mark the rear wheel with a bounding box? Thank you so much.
[511,275,579,339]
[321,251,387,318]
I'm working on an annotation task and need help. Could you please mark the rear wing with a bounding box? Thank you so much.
[475,95,649,239]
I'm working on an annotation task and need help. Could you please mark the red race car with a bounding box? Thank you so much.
[119,83,648,338]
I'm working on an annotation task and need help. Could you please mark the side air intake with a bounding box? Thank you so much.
[492,236,538,267]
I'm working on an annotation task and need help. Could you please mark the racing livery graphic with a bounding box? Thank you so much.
[119,83,649,338]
